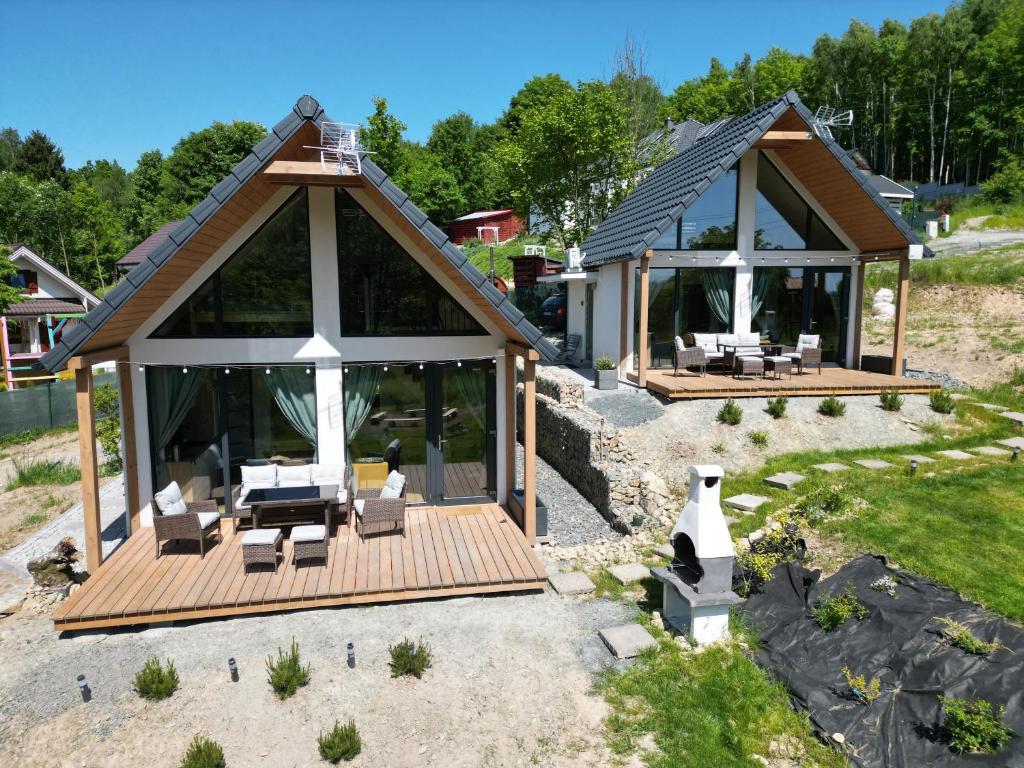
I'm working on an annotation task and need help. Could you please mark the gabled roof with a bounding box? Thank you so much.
[40,96,556,371]
[581,91,921,267]
[639,118,704,162]
[116,220,183,267]
[5,298,86,316]
[452,209,514,221]
[863,173,914,199]
[7,245,100,307]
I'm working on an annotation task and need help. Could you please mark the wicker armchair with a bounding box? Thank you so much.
[353,478,407,538]
[152,487,221,559]
[672,343,707,377]
[782,334,823,375]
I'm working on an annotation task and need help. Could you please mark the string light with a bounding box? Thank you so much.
[182,367,188,374]
[305,367,311,374]
[418,363,424,370]
[344,367,349,374]
[383,365,388,372]
[224,367,230,374]
[138,364,144,372]
[456,360,462,367]
[264,367,271,375]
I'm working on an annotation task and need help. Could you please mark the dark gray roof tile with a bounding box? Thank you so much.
[399,199,429,228]
[272,111,301,139]
[126,259,156,287]
[441,242,467,268]
[210,174,240,203]
[420,221,449,250]
[232,152,261,181]
[82,302,113,329]
[498,298,525,326]
[379,178,408,208]
[147,237,178,267]
[104,279,135,309]
[362,160,386,186]
[251,133,281,161]
[169,218,198,246]
[189,195,219,226]
[294,94,321,119]
[478,280,506,306]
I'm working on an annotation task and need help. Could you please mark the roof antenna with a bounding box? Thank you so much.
[812,106,853,141]
[305,122,372,175]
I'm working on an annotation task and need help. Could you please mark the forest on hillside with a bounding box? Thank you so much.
[2,0,1023,295]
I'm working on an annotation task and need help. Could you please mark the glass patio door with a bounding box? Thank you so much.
[804,268,849,365]
[429,363,495,503]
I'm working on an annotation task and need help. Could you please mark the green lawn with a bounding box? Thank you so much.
[462,235,557,281]
[863,245,1024,298]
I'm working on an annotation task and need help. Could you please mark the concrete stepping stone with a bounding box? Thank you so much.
[653,543,674,560]
[1000,412,1024,425]
[935,449,973,460]
[608,563,651,585]
[813,462,850,473]
[903,454,936,464]
[971,446,1012,457]
[548,572,596,595]
[599,624,657,660]
[977,403,1009,412]
[724,493,769,513]
[949,393,972,400]
[997,437,1024,449]
[853,459,893,470]
[764,472,804,490]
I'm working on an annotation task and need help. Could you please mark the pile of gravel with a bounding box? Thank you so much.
[904,368,969,390]
[516,446,621,547]
[585,387,665,428]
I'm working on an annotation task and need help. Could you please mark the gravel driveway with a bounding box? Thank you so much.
[927,229,1024,257]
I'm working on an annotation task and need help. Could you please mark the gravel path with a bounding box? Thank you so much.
[927,229,1024,257]
[0,592,633,767]
[585,385,665,428]
[516,445,620,547]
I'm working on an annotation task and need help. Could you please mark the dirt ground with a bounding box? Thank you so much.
[0,592,637,768]
[863,284,1024,388]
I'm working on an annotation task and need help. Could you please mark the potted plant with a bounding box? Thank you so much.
[594,356,618,390]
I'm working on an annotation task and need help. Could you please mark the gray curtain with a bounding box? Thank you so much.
[750,268,771,320]
[149,367,204,458]
[701,269,733,327]
[343,365,382,448]
[267,368,317,448]
[452,367,486,430]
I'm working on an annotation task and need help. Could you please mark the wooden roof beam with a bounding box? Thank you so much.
[263,160,366,188]
[67,345,129,370]
[753,130,814,148]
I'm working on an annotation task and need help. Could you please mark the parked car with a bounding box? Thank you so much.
[539,293,567,330]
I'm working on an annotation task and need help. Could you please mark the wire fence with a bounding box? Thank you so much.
[0,372,117,438]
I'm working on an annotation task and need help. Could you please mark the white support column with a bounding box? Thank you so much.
[733,150,758,334]
[733,264,753,334]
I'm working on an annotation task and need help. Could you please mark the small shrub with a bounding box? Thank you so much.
[817,396,846,417]
[5,459,81,491]
[716,399,742,425]
[389,638,432,678]
[941,697,1012,754]
[734,516,804,597]
[711,442,727,455]
[794,485,851,525]
[766,396,788,419]
[935,617,1005,655]
[266,638,311,699]
[594,356,616,371]
[132,657,179,700]
[870,576,898,597]
[22,512,47,526]
[930,390,956,414]
[812,585,868,631]
[318,719,362,763]
[180,734,225,768]
[879,391,905,412]
[748,430,768,448]
[842,666,882,705]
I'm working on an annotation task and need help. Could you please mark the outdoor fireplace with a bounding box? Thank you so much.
[650,464,741,644]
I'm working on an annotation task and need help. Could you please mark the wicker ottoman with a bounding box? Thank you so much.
[291,524,328,569]
[733,356,764,379]
[241,528,282,572]
[764,356,793,380]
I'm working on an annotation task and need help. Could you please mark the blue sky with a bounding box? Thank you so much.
[1,0,948,169]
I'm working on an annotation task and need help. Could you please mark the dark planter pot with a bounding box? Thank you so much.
[595,369,618,390]
[510,490,548,538]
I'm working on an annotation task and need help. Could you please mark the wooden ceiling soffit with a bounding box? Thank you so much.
[263,160,365,188]
[77,123,318,354]
[752,130,813,149]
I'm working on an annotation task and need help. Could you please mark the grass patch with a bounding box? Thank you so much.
[22,512,46,526]
[864,245,1024,294]
[597,625,845,768]
[132,657,179,701]
[716,399,742,425]
[318,719,362,763]
[180,735,225,768]
[266,638,310,700]
[463,235,551,281]
[388,638,432,679]
[0,424,76,451]
[4,459,81,491]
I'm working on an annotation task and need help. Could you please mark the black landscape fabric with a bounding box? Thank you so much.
[739,555,1023,767]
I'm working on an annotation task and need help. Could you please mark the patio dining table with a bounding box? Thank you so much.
[242,484,339,532]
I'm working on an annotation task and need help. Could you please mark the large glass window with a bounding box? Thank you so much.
[634,267,734,367]
[147,366,317,509]
[752,266,849,363]
[336,190,485,336]
[755,153,845,250]
[153,190,313,338]
[751,267,804,347]
[650,166,738,251]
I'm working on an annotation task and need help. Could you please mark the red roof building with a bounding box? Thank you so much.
[116,220,183,271]
[448,209,523,245]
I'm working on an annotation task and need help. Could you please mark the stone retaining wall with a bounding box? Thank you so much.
[519,366,677,532]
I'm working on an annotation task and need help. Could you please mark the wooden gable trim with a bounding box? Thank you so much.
[75,122,320,355]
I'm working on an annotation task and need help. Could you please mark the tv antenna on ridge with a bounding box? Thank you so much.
[305,122,370,175]
[812,106,853,141]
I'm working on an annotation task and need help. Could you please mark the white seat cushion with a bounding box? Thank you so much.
[154,481,188,516]
[673,335,686,351]
[383,470,405,492]
[796,334,820,353]
[311,463,345,487]
[337,488,348,504]
[716,333,738,349]
[765,356,791,363]
[241,464,277,487]
[197,511,221,529]
[705,351,725,360]
[237,482,274,508]
[379,485,401,500]
[353,499,365,516]
[783,352,802,360]
[692,333,718,353]
[736,332,763,356]
[242,528,281,546]
[277,464,312,487]
[290,524,326,543]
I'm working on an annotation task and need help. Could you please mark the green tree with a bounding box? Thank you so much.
[500,74,575,135]
[14,130,68,186]
[68,181,123,290]
[161,120,266,215]
[662,58,734,123]
[497,80,637,247]
[363,97,407,177]
[396,145,466,223]
[0,244,25,312]
[75,159,131,214]
[0,128,20,172]
[123,149,165,241]
[982,149,1024,202]
[610,34,665,166]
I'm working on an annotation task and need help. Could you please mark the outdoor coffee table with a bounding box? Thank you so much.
[242,485,338,532]
[733,356,764,379]
[764,356,793,380]
[241,527,283,572]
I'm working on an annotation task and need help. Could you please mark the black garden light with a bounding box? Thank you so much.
[346,642,356,669]
[910,459,918,476]
[1013,447,1020,462]
[76,674,91,702]
[228,657,238,682]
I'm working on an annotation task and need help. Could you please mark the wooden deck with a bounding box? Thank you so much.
[53,503,546,632]
[630,366,940,399]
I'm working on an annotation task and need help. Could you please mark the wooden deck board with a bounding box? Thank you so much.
[632,367,940,399]
[52,504,546,631]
